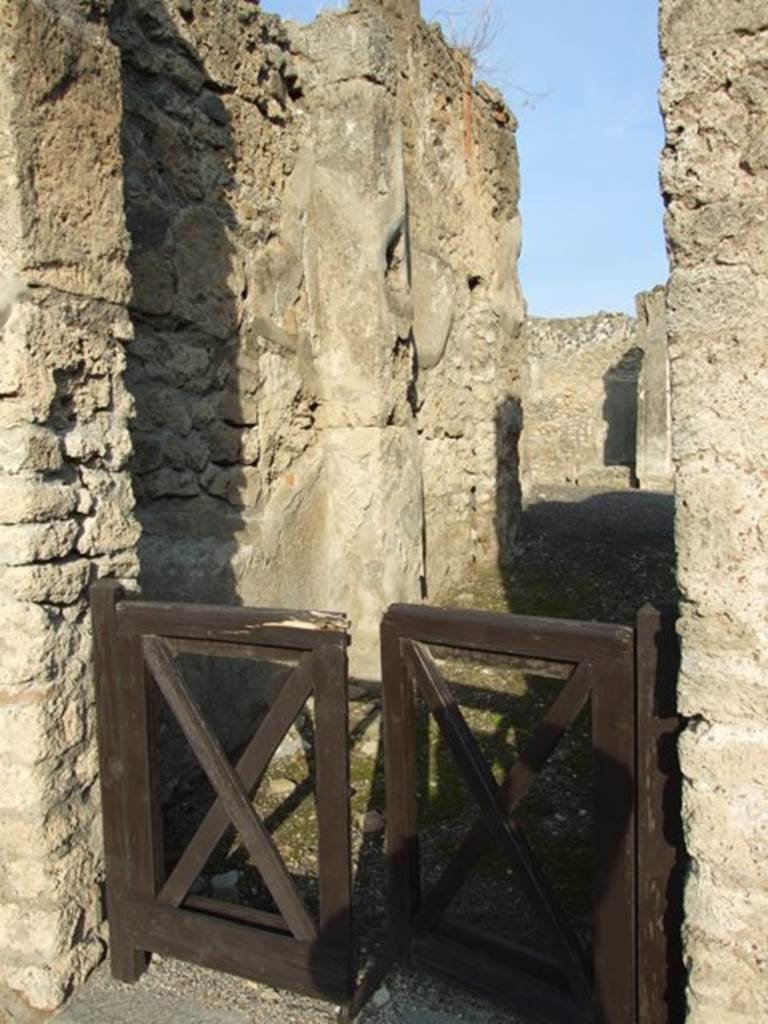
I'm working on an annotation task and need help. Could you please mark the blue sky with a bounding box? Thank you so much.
[261,1,668,317]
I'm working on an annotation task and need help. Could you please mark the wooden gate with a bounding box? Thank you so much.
[91,581,355,1004]
[379,603,684,1024]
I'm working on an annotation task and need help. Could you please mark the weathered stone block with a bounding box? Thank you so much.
[661,0,768,52]
[0,762,45,813]
[0,964,66,1015]
[0,561,90,605]
[141,467,200,499]
[0,607,57,689]
[63,416,133,469]
[206,422,242,464]
[0,704,48,761]
[0,903,65,961]
[4,0,130,302]
[0,480,77,525]
[200,463,232,499]
[162,431,210,473]
[0,521,78,566]
[1,857,55,905]
[0,427,61,475]
[412,249,455,370]
[77,501,141,557]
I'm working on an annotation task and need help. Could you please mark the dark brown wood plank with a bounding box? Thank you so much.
[592,643,637,1024]
[90,581,147,983]
[143,636,317,942]
[182,896,289,935]
[406,640,593,1008]
[636,604,685,1024]
[114,622,165,975]
[313,643,353,955]
[165,637,301,664]
[384,603,632,665]
[415,662,593,933]
[122,900,352,1002]
[119,601,348,650]
[159,652,315,907]
[381,618,420,963]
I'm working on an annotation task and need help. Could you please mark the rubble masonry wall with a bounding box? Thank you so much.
[660,2,768,1020]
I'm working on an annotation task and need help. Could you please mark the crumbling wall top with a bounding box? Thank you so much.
[348,0,420,21]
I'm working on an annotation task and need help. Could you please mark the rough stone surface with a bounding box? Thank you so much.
[660,3,768,1020]
[0,0,140,1014]
[0,0,524,1014]
[520,311,641,492]
[519,291,672,496]
[392,18,525,599]
[635,287,674,491]
[114,0,524,672]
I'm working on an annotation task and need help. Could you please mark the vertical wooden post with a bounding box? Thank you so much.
[592,635,637,1024]
[314,639,354,989]
[636,604,685,1024]
[381,614,420,964]
[118,626,166,912]
[90,580,147,982]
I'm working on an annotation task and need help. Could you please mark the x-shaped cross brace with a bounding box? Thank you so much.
[143,636,318,941]
[403,640,595,1006]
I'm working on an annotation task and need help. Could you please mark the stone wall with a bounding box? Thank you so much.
[520,290,672,497]
[520,310,640,493]
[0,1,140,1013]
[636,286,673,491]
[0,0,524,1013]
[660,2,768,1021]
[116,0,524,674]
[390,7,526,595]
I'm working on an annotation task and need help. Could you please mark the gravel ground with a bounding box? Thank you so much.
[53,958,533,1024]
[54,485,675,1024]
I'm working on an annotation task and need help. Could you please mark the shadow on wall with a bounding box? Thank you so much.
[494,395,524,575]
[111,0,244,609]
[110,0,268,755]
[109,6,348,996]
[602,346,644,479]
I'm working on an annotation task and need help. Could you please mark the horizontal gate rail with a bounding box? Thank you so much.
[116,599,348,649]
[382,603,637,1024]
[91,580,354,1005]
